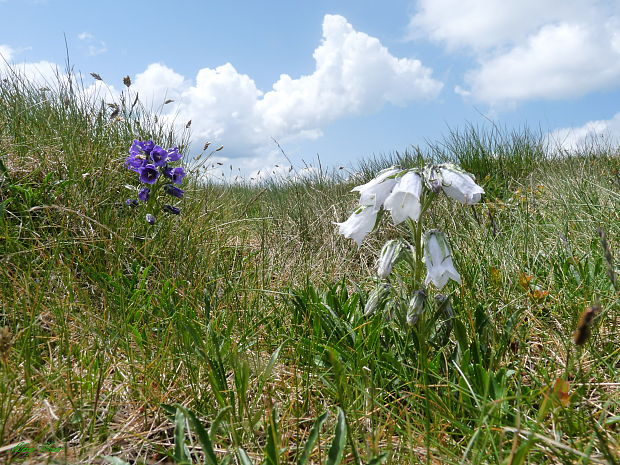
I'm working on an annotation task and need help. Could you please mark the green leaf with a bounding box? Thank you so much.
[265,407,280,465]
[326,408,347,465]
[453,318,468,354]
[297,411,329,465]
[236,448,254,465]
[366,453,388,465]
[210,405,233,441]
[174,407,189,464]
[182,407,219,465]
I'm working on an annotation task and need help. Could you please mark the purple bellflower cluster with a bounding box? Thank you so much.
[125,139,186,224]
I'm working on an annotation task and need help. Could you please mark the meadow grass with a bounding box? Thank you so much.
[0,69,618,465]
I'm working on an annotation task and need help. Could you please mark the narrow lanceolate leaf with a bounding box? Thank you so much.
[182,407,219,465]
[326,408,347,465]
[237,448,254,465]
[265,408,281,465]
[298,412,329,465]
[174,407,189,464]
[210,405,233,442]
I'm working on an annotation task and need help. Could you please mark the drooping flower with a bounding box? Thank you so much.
[146,213,156,225]
[150,145,168,166]
[167,146,182,161]
[171,167,186,185]
[383,171,423,224]
[163,204,181,215]
[125,153,147,172]
[138,187,150,202]
[162,165,174,179]
[438,164,484,205]
[164,184,184,198]
[424,230,461,289]
[335,205,378,247]
[377,239,404,279]
[125,199,138,207]
[138,164,160,184]
[352,166,400,212]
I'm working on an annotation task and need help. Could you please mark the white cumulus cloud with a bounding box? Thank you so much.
[410,0,620,105]
[139,14,442,162]
[1,15,442,177]
[548,112,620,151]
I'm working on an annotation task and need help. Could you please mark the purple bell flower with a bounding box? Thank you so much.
[150,145,168,166]
[162,165,174,179]
[138,164,159,184]
[172,167,186,185]
[125,154,146,172]
[164,184,184,198]
[146,213,156,225]
[138,187,150,202]
[163,204,181,215]
[167,146,183,161]
[125,199,139,207]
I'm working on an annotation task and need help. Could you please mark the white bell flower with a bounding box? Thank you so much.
[439,164,484,205]
[352,166,400,212]
[424,230,461,289]
[383,171,423,224]
[335,205,378,247]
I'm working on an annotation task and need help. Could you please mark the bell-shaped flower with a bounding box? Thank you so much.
[352,166,400,212]
[138,164,160,184]
[438,164,484,205]
[423,230,461,289]
[138,187,150,202]
[377,239,404,279]
[383,171,423,224]
[335,205,378,247]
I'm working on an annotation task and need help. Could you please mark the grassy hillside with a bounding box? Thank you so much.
[0,70,618,464]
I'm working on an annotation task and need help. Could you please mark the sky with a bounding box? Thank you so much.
[1,0,620,179]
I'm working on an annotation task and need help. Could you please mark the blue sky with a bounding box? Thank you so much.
[2,0,620,178]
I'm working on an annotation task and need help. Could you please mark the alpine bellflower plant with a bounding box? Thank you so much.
[337,162,484,341]
[125,139,187,225]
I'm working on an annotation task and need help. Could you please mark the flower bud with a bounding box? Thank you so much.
[406,288,427,325]
[364,283,391,316]
[377,239,404,279]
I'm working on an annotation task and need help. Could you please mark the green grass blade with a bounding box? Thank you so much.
[265,407,281,465]
[326,408,347,465]
[297,411,329,465]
